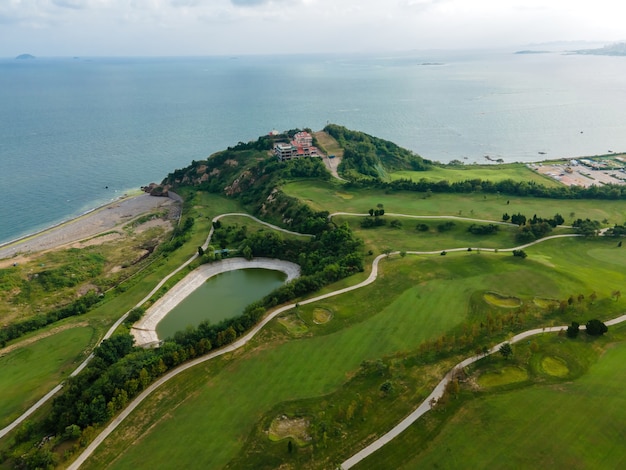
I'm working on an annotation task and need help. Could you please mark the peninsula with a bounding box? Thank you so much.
[1,126,625,470]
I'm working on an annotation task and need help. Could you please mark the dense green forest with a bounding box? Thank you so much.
[324,124,431,179]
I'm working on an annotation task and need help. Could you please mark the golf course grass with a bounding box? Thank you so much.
[282,179,626,226]
[391,164,561,188]
[0,326,94,428]
[360,326,626,469]
[81,233,626,469]
[3,165,625,470]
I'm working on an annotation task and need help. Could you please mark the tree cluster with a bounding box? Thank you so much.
[324,124,430,180]
[572,218,602,236]
[468,224,499,235]
[605,223,626,237]
[0,291,100,348]
[379,176,626,200]
[45,221,364,441]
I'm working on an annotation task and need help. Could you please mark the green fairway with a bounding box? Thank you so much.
[283,180,626,226]
[80,235,626,469]
[391,164,561,188]
[0,326,94,428]
[6,131,626,470]
[365,329,626,470]
[335,214,523,252]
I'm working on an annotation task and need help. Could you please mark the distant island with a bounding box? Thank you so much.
[514,50,551,54]
[15,53,35,60]
[572,42,626,56]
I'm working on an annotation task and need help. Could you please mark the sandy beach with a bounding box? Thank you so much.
[0,193,177,264]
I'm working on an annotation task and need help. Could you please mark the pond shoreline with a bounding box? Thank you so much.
[131,257,301,347]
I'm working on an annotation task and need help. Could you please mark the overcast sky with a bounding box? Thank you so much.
[1,0,624,57]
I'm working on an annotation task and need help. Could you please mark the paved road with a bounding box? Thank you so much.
[0,210,613,467]
[0,213,308,440]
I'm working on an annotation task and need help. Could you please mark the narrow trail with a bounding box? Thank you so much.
[1,210,616,468]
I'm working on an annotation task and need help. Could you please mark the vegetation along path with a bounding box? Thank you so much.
[65,212,621,469]
[0,213,308,440]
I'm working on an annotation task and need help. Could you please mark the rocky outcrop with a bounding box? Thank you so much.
[141,183,169,197]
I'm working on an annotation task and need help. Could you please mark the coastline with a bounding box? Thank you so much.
[0,192,174,262]
[0,190,142,250]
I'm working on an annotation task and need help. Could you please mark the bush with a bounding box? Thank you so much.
[586,319,608,336]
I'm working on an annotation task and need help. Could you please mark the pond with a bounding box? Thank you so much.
[156,268,287,339]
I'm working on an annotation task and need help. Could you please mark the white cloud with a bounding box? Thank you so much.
[0,0,624,56]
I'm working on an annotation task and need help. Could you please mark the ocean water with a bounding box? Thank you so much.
[1,50,626,245]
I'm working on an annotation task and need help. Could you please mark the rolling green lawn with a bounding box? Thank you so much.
[0,326,94,428]
[283,180,626,226]
[360,326,626,470]
[336,215,527,253]
[4,180,625,469]
[391,164,561,188]
[0,193,244,435]
[82,236,626,469]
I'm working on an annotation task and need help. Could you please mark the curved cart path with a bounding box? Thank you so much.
[0,213,307,440]
[340,315,626,469]
[0,210,612,466]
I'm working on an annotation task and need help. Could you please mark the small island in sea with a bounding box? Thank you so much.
[15,53,35,60]
[572,42,626,56]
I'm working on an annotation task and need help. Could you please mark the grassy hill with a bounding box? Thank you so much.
[1,127,625,469]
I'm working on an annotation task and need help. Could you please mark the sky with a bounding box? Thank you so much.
[1,0,624,57]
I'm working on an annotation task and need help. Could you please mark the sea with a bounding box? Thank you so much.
[2,49,626,245]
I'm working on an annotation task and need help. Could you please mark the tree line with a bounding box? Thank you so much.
[365,176,626,200]
[39,220,363,462]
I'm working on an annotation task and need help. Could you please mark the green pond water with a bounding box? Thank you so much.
[156,268,287,339]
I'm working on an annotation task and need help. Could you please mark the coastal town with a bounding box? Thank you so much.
[530,154,626,187]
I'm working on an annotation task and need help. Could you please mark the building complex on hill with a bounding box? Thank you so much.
[274,131,320,161]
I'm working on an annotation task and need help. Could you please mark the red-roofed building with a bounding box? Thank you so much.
[274,131,320,161]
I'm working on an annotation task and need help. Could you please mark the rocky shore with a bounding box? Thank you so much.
[0,193,176,265]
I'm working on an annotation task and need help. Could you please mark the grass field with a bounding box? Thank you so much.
[4,176,626,469]
[81,234,626,469]
[335,214,526,253]
[359,325,626,469]
[0,193,245,434]
[391,163,561,188]
[0,326,94,428]
[283,180,626,226]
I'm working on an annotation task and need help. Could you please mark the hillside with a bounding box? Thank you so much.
[324,124,431,180]
[2,127,626,470]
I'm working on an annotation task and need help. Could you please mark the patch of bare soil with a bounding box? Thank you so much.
[269,415,311,445]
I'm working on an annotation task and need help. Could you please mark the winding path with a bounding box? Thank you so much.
[1,211,617,468]
[0,213,308,440]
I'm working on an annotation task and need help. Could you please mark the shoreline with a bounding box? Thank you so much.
[0,192,175,262]
[0,191,142,250]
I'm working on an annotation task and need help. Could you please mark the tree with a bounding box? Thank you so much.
[566,321,580,338]
[502,212,510,222]
[512,249,527,258]
[499,342,513,360]
[553,213,565,225]
[585,319,608,336]
[242,245,253,260]
[197,246,204,257]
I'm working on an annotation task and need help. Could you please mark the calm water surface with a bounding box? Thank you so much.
[2,51,626,244]
[156,268,287,339]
